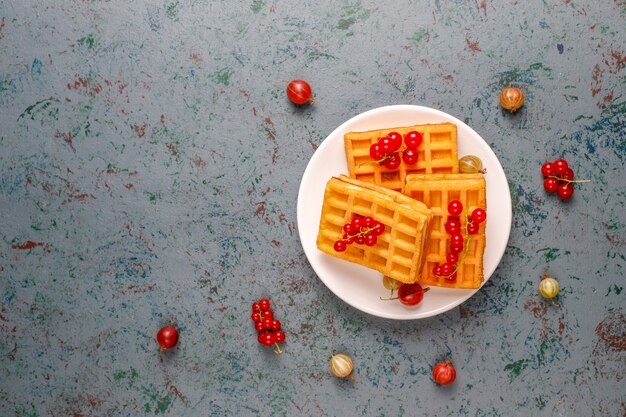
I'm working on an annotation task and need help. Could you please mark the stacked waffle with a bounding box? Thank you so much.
[316,175,432,284]
[316,122,487,289]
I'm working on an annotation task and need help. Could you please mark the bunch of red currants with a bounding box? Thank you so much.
[541,158,586,200]
[369,131,422,169]
[333,215,385,252]
[432,200,486,281]
[251,298,285,354]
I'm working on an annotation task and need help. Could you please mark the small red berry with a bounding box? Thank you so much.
[351,217,363,229]
[404,131,423,148]
[254,321,265,332]
[156,326,179,351]
[446,252,459,263]
[383,152,401,169]
[270,320,281,331]
[445,271,458,282]
[544,177,559,193]
[252,303,260,313]
[553,159,569,176]
[467,222,479,235]
[402,148,418,165]
[258,331,276,346]
[471,208,487,224]
[354,235,366,245]
[263,310,273,320]
[444,218,461,235]
[274,330,286,343]
[557,182,574,200]
[448,200,463,216]
[364,234,377,246]
[371,222,385,236]
[251,312,261,322]
[433,360,457,385]
[369,143,382,160]
[388,132,403,149]
[334,240,347,252]
[440,262,454,276]
[541,162,554,177]
[363,216,376,228]
[258,299,271,312]
[562,168,575,181]
[450,233,464,247]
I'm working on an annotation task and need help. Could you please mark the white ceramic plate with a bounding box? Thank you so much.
[297,105,512,320]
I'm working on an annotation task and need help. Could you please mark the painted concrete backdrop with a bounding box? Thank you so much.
[0,0,624,416]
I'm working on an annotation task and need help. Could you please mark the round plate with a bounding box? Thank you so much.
[297,105,512,320]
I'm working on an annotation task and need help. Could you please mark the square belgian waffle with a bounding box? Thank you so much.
[344,123,459,193]
[404,173,487,289]
[316,175,432,284]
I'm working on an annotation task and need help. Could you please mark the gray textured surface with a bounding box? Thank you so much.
[1,1,625,416]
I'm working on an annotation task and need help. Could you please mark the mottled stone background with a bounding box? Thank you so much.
[1,0,624,416]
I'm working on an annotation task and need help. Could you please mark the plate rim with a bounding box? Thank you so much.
[297,104,512,320]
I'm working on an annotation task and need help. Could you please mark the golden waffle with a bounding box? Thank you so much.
[404,173,486,289]
[316,175,432,283]
[344,123,459,193]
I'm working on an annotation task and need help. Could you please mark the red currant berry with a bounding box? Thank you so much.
[541,162,553,177]
[262,317,273,330]
[448,200,463,216]
[445,271,458,282]
[544,177,559,193]
[369,143,382,160]
[259,298,271,312]
[444,218,461,235]
[258,331,276,346]
[446,252,459,263]
[388,132,403,150]
[471,208,487,224]
[287,80,313,105]
[354,236,366,245]
[254,321,265,332]
[433,265,443,276]
[380,138,395,155]
[251,312,261,322]
[557,182,574,200]
[274,330,286,343]
[553,159,569,176]
[450,233,464,247]
[363,216,375,228]
[383,152,401,169]
[562,167,575,181]
[467,222,479,235]
[343,223,355,234]
[351,217,363,229]
[334,240,347,252]
[402,148,418,165]
[252,303,260,313]
[263,310,273,320]
[156,326,179,351]
[270,320,281,331]
[440,262,454,276]
[342,234,354,244]
[404,131,423,148]
[365,234,377,246]
[450,243,464,254]
[372,222,385,236]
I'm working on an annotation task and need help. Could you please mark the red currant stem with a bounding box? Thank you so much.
[547,175,591,184]
[358,156,390,167]
[257,306,264,321]
[338,226,379,241]
[380,287,430,300]
[273,342,283,355]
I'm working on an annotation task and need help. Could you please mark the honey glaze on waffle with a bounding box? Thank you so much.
[344,123,459,193]
[316,176,432,284]
[404,173,486,289]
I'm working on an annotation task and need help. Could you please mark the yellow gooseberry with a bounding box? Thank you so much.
[500,87,525,112]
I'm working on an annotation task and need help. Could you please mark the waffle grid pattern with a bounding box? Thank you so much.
[317,176,431,283]
[404,173,486,289]
[344,123,460,193]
